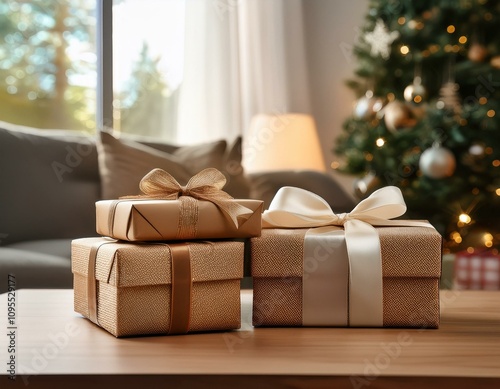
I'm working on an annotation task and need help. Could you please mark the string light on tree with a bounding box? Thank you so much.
[450,231,463,244]
[458,213,472,224]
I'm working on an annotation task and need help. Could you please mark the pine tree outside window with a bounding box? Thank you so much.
[0,0,97,131]
[0,0,182,141]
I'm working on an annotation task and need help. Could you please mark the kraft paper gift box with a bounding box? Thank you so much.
[250,186,442,328]
[96,168,263,241]
[72,237,243,337]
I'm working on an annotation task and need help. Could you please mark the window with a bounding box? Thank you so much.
[0,0,97,132]
[0,0,185,140]
[111,0,185,142]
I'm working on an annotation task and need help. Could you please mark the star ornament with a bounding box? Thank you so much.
[364,19,399,59]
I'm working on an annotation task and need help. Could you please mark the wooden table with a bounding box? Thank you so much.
[1,289,499,388]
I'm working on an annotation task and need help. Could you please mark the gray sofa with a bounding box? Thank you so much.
[0,121,355,293]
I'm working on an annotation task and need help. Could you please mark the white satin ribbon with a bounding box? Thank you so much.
[262,186,434,327]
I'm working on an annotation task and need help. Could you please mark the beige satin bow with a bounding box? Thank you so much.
[262,186,435,327]
[122,168,253,227]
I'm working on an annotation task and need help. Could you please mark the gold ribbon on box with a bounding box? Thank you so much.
[115,168,253,239]
[86,240,193,335]
[262,186,435,327]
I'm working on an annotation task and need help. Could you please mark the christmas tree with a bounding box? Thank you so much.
[335,0,500,252]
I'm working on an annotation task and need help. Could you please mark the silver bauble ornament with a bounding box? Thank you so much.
[383,100,418,132]
[353,172,381,199]
[468,143,485,157]
[419,143,456,179]
[462,142,486,172]
[403,76,426,103]
[353,90,384,120]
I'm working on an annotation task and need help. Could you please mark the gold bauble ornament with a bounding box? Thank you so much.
[403,76,426,104]
[490,55,500,69]
[353,90,385,120]
[468,42,488,62]
[382,101,418,132]
[419,143,456,179]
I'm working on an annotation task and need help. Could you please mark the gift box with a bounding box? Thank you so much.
[251,186,442,328]
[454,250,500,290]
[96,168,263,241]
[72,237,243,337]
[96,198,263,241]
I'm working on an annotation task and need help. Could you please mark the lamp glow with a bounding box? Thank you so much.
[243,113,326,173]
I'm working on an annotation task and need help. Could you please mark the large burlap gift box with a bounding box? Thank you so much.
[250,186,442,329]
[251,226,442,328]
[72,237,243,337]
[96,167,263,241]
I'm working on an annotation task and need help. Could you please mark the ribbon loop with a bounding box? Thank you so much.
[121,168,253,228]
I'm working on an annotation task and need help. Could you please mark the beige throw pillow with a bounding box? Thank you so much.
[97,131,251,200]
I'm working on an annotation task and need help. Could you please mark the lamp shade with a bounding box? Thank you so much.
[243,113,326,173]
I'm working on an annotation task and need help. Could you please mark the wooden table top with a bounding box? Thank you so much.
[1,289,499,388]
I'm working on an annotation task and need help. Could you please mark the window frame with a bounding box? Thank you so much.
[96,0,113,131]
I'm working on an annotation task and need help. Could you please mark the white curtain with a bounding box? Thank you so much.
[174,0,311,145]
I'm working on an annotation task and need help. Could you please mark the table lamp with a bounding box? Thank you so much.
[243,113,326,173]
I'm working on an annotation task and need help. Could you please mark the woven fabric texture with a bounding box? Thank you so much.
[72,238,243,337]
[251,226,441,328]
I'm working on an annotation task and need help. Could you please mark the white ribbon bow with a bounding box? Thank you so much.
[262,186,434,327]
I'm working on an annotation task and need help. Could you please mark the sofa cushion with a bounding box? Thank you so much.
[248,170,356,212]
[97,131,250,199]
[7,239,72,259]
[0,122,101,245]
[0,246,73,293]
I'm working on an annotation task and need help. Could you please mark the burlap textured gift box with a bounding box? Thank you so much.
[72,237,243,337]
[96,168,263,241]
[250,186,442,328]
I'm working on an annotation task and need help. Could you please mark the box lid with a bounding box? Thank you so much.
[95,198,263,241]
[72,237,243,287]
[251,225,442,278]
